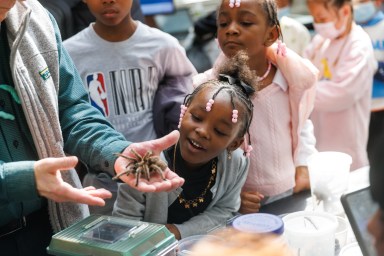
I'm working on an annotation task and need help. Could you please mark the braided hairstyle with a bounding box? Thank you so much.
[182,51,255,145]
[260,0,283,40]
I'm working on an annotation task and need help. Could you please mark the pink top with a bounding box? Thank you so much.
[194,43,319,196]
[304,24,377,170]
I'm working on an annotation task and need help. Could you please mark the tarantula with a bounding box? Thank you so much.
[112,149,167,186]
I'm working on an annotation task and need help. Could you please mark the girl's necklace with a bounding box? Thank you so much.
[255,60,272,82]
[173,144,217,209]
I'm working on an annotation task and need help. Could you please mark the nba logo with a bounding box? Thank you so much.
[86,72,109,117]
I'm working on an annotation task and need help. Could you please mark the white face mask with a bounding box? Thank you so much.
[313,18,347,40]
[353,2,377,24]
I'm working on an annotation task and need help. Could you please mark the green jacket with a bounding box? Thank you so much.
[0,0,129,228]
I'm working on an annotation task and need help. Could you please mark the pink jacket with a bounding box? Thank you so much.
[193,43,319,195]
[304,24,376,170]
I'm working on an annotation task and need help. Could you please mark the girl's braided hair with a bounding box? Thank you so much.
[183,51,255,141]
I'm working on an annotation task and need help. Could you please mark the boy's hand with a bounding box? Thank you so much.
[239,191,264,214]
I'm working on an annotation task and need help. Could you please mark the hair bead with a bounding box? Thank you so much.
[206,99,214,112]
[178,104,188,128]
[232,109,238,123]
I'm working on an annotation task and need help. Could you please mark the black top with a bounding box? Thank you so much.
[165,144,217,224]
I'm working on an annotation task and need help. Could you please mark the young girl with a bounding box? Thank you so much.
[304,0,376,170]
[193,0,319,213]
[113,53,255,239]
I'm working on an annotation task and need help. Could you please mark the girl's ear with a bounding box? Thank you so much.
[227,137,244,152]
[264,25,280,47]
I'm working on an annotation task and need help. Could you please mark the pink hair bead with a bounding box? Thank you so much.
[232,109,238,123]
[178,104,188,128]
[245,145,253,157]
[206,99,214,112]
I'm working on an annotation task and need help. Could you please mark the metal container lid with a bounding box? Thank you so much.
[232,213,284,235]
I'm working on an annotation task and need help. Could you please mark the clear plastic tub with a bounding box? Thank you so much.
[177,235,222,256]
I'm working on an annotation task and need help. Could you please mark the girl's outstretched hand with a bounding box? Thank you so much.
[114,130,185,192]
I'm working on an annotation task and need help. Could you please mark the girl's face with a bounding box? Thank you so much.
[179,87,244,168]
[368,209,384,255]
[307,1,348,30]
[217,0,276,60]
[83,0,132,27]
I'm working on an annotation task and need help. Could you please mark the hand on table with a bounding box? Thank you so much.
[34,156,112,206]
[239,191,265,214]
[293,166,311,193]
[114,130,185,193]
[166,224,181,240]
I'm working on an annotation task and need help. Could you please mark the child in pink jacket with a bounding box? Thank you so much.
[194,0,319,213]
[304,0,376,170]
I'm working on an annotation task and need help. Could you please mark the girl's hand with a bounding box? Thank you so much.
[166,224,181,240]
[293,166,311,193]
[239,191,265,214]
[115,130,185,192]
[34,156,112,205]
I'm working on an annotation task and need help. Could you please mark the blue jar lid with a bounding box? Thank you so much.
[232,213,284,235]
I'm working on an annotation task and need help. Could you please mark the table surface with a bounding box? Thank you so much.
[259,166,370,216]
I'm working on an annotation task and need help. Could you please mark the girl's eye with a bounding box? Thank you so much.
[240,21,253,26]
[218,22,228,27]
[215,129,227,136]
[191,114,201,122]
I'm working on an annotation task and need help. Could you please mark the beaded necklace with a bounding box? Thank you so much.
[173,143,217,209]
[255,60,272,82]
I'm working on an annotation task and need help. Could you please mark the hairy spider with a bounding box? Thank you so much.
[112,149,167,186]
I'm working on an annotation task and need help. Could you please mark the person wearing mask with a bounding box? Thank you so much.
[353,0,384,161]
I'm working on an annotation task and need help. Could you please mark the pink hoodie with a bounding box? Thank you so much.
[193,43,319,195]
[304,24,376,170]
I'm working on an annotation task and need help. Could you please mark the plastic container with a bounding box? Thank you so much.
[232,213,284,235]
[339,242,363,256]
[177,235,221,256]
[282,211,338,256]
[307,151,352,215]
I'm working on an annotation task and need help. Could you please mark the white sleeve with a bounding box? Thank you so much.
[295,119,318,166]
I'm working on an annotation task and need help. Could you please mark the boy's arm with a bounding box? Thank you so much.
[153,44,196,137]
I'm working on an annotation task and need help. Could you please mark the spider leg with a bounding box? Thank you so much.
[114,153,137,162]
[112,164,136,180]
[130,149,143,161]
[142,164,150,181]
[135,167,143,187]
[149,165,167,181]
[148,156,167,170]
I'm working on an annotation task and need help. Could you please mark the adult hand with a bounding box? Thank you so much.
[34,156,112,206]
[239,191,264,214]
[115,130,185,192]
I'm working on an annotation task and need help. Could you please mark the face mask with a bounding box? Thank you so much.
[313,18,346,40]
[353,2,377,24]
[278,6,290,20]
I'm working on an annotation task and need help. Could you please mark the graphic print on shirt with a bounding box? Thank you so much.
[109,67,157,115]
[321,58,332,80]
[86,72,109,117]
